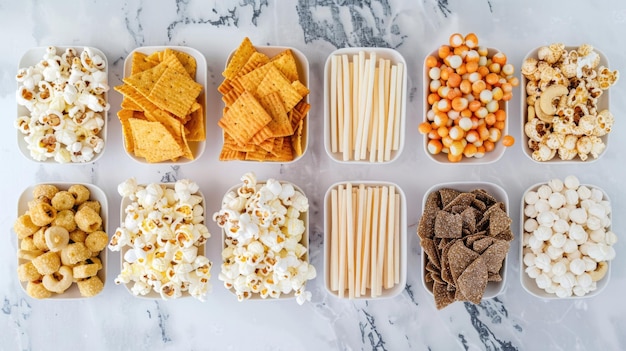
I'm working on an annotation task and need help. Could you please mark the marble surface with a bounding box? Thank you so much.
[2,0,625,350]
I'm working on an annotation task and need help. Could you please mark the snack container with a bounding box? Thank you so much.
[422,47,508,165]
[323,181,407,299]
[324,48,407,164]
[119,183,206,299]
[17,46,108,164]
[520,46,611,163]
[17,182,108,299]
[121,46,207,164]
[520,182,611,298]
[221,45,309,163]
[420,181,509,299]
[220,181,310,300]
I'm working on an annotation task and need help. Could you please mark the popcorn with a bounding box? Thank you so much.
[523,44,618,161]
[109,179,212,301]
[214,172,315,305]
[522,175,617,297]
[15,46,109,163]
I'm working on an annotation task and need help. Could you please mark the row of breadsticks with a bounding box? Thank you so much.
[328,183,401,298]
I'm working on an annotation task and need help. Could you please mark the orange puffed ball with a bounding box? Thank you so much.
[502,135,515,147]
[418,122,432,135]
[425,55,439,68]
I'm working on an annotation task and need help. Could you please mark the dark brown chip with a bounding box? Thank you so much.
[472,236,495,253]
[443,192,476,212]
[447,240,479,284]
[472,188,497,206]
[417,191,441,240]
[433,281,454,310]
[480,240,510,274]
[488,272,502,282]
[434,211,463,238]
[437,237,451,250]
[439,240,455,286]
[494,228,515,242]
[460,206,478,233]
[487,206,512,236]
[463,233,487,247]
[438,188,461,207]
[471,198,487,211]
[456,256,488,304]
[421,237,440,269]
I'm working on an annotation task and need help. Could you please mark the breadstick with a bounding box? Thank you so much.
[355,184,366,297]
[377,186,388,296]
[384,65,398,161]
[392,62,404,151]
[330,188,339,291]
[385,186,395,289]
[370,186,380,298]
[330,55,338,153]
[358,52,376,160]
[337,184,346,297]
[341,55,351,161]
[394,193,400,284]
[346,183,355,298]
[361,187,373,295]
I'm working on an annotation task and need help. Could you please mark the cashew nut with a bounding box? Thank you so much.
[534,99,554,122]
[42,265,74,293]
[589,261,608,282]
[539,84,569,116]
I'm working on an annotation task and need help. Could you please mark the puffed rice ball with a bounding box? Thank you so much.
[77,276,104,297]
[68,184,90,205]
[31,251,61,275]
[51,191,75,211]
[26,280,53,299]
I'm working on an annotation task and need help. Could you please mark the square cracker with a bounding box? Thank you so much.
[129,118,184,162]
[131,51,157,75]
[148,67,203,118]
[217,91,272,145]
[123,63,167,97]
[271,49,299,82]
[255,65,303,111]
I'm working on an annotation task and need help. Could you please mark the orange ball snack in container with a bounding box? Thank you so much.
[421,33,519,164]
[217,37,310,163]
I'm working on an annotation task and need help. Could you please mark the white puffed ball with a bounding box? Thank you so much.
[525,266,541,279]
[568,224,588,245]
[590,188,604,202]
[582,257,597,272]
[605,246,616,261]
[524,190,539,205]
[545,283,558,294]
[549,232,566,248]
[548,178,564,192]
[523,233,532,246]
[605,231,618,245]
[552,219,570,233]
[528,235,544,251]
[551,260,567,276]
[537,184,553,199]
[564,189,579,205]
[548,192,566,209]
[536,273,551,289]
[586,216,603,231]
[576,273,593,288]
[534,199,551,213]
[589,229,606,243]
[573,285,587,297]
[535,253,552,271]
[555,286,572,298]
[580,199,595,211]
[537,211,557,227]
[569,208,587,224]
[565,249,581,260]
[547,245,564,260]
[557,207,571,220]
[588,203,606,219]
[577,185,591,200]
[579,242,591,255]
[560,272,576,289]
[569,258,586,275]
[534,225,553,241]
[524,204,538,218]
[524,218,539,232]
[523,252,537,267]
[587,243,609,261]
[564,175,580,189]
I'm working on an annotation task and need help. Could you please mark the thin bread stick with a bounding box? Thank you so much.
[392,62,404,151]
[330,188,339,291]
[385,185,395,289]
[377,186,389,296]
[330,55,338,153]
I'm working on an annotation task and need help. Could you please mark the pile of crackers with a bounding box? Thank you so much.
[115,48,205,163]
[417,188,514,309]
[218,37,310,161]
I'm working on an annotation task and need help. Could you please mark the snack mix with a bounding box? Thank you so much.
[213,172,316,305]
[15,46,109,162]
[14,184,106,298]
[109,178,212,301]
[523,43,619,161]
[522,176,616,297]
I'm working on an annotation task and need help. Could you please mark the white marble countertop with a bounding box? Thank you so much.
[2,0,625,350]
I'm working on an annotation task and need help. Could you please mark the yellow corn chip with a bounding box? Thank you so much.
[271,49,299,82]
[219,147,246,161]
[291,80,310,98]
[223,37,256,80]
[184,104,205,142]
[123,63,167,97]
[163,48,196,77]
[120,97,142,111]
[235,62,275,94]
[131,52,157,75]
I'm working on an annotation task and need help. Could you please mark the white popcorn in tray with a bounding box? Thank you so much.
[522,175,616,297]
[214,172,316,305]
[109,178,212,301]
